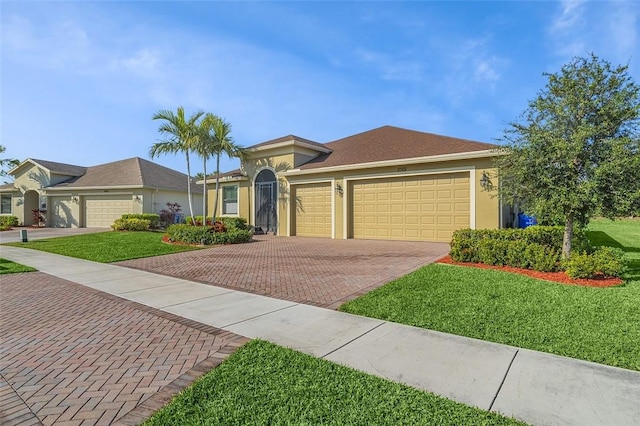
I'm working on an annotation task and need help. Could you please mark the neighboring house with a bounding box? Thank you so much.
[0,157,202,227]
[204,125,506,242]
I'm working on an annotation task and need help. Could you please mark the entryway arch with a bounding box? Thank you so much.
[23,190,39,226]
[254,169,277,234]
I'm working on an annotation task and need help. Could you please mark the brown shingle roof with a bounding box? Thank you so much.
[50,157,201,192]
[249,134,329,151]
[299,125,497,170]
[29,159,88,176]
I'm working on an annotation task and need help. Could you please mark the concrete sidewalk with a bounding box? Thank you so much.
[2,246,639,426]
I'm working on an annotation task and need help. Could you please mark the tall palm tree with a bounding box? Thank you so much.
[150,107,203,221]
[196,113,217,221]
[206,115,246,220]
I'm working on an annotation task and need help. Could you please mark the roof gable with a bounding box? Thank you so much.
[9,158,87,178]
[298,125,497,170]
[49,157,200,192]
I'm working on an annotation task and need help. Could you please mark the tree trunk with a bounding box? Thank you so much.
[185,152,195,222]
[213,153,220,220]
[562,212,574,259]
[202,160,207,224]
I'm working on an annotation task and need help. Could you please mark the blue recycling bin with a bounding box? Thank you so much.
[518,213,537,228]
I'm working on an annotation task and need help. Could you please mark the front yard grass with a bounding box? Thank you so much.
[5,231,199,263]
[0,258,36,274]
[340,218,640,372]
[145,340,525,426]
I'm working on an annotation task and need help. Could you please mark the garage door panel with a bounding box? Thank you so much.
[51,197,75,228]
[85,195,134,227]
[294,183,331,238]
[351,172,470,242]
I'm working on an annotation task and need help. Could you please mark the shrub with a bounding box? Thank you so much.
[564,247,625,279]
[477,239,510,266]
[523,243,561,272]
[111,218,151,231]
[186,216,215,226]
[121,213,160,229]
[166,224,252,245]
[0,215,18,228]
[505,240,530,269]
[216,216,248,230]
[159,202,182,226]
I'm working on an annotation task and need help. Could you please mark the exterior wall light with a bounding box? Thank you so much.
[335,183,344,196]
[480,171,492,191]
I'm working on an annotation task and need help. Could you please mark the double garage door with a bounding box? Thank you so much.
[292,172,470,242]
[351,172,470,242]
[85,195,134,227]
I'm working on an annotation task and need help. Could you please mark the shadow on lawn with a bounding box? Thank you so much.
[587,230,640,281]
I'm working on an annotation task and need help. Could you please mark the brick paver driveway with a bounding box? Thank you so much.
[0,272,248,426]
[117,236,450,309]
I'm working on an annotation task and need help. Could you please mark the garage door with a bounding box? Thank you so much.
[51,196,75,228]
[85,195,134,227]
[351,172,470,242]
[294,182,332,238]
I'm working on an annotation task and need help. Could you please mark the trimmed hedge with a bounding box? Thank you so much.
[111,218,151,231]
[166,224,252,245]
[450,226,589,272]
[563,247,625,279]
[186,216,249,230]
[0,215,19,228]
[121,213,160,229]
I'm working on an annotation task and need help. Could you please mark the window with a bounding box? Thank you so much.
[1,194,12,214]
[223,186,238,215]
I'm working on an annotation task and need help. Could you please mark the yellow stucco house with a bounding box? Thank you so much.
[205,125,505,242]
[0,157,203,227]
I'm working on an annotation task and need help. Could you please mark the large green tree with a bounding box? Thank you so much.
[150,107,204,220]
[496,54,640,258]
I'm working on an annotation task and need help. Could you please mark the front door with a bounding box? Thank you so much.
[255,170,277,233]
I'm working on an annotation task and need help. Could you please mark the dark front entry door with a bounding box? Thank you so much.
[255,170,277,234]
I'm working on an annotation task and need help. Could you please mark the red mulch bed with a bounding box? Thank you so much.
[437,255,623,288]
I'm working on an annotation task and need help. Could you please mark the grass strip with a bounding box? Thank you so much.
[341,219,640,371]
[0,258,36,274]
[145,340,525,426]
[5,231,199,263]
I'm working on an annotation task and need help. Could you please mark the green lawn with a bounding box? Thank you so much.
[145,340,525,426]
[340,218,640,371]
[5,231,200,263]
[0,258,36,274]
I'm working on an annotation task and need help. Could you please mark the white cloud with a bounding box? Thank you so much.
[550,0,585,33]
[607,2,638,60]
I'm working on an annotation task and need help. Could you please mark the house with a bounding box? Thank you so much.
[0,157,203,227]
[204,125,506,243]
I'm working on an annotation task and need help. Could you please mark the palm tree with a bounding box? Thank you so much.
[150,107,203,221]
[205,115,246,220]
[196,113,217,221]
[0,145,19,180]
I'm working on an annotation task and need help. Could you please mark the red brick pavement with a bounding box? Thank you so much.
[117,235,450,309]
[0,272,248,426]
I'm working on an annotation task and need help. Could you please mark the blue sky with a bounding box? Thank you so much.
[1,1,639,176]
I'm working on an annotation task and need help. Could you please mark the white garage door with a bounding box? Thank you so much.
[51,196,75,228]
[85,195,134,227]
[294,182,332,238]
[351,172,470,242]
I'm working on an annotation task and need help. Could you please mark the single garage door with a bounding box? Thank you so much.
[50,196,76,228]
[294,182,332,238]
[351,172,470,242]
[84,195,134,227]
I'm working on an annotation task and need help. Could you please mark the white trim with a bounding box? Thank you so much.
[284,149,497,176]
[62,191,135,196]
[343,167,476,239]
[289,178,334,239]
[470,168,476,229]
[249,139,332,154]
[220,183,240,217]
[45,185,144,191]
[252,167,279,234]
[331,178,336,239]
